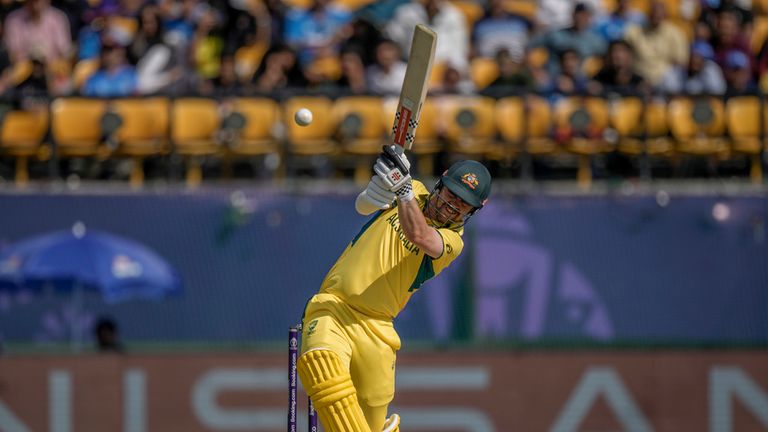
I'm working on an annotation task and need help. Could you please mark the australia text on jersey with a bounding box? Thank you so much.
[386,213,421,255]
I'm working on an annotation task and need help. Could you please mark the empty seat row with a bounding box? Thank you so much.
[0,94,765,187]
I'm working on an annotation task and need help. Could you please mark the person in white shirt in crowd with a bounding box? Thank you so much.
[660,40,726,95]
[385,0,468,72]
[366,38,407,95]
[471,0,532,62]
[536,0,606,31]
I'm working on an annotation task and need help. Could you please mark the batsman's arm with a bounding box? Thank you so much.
[397,197,443,258]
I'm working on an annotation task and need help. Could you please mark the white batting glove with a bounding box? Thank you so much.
[373,145,414,201]
[366,175,397,208]
[355,176,396,214]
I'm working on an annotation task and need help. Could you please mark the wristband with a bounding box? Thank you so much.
[395,181,414,202]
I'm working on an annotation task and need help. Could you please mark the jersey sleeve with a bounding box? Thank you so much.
[431,227,464,274]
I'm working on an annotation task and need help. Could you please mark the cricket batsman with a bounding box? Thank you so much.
[297,145,491,432]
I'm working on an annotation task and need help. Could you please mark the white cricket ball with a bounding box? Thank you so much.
[294,108,313,127]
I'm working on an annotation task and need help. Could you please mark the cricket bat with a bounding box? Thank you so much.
[391,24,437,150]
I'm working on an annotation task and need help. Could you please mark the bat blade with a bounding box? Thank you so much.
[391,24,437,150]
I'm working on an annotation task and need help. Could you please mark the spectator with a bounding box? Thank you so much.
[191,5,225,84]
[252,43,307,92]
[697,0,752,43]
[201,53,240,95]
[128,3,164,65]
[82,39,138,97]
[94,316,123,353]
[590,39,645,95]
[14,56,52,109]
[333,49,368,94]
[623,1,688,88]
[432,62,474,95]
[482,48,535,94]
[536,0,606,31]
[711,7,752,74]
[341,17,384,67]
[386,0,469,72]
[544,48,589,95]
[223,0,271,56]
[283,0,352,66]
[593,0,646,42]
[366,39,407,95]
[661,41,726,95]
[156,0,199,47]
[724,50,757,94]
[756,37,768,91]
[4,0,72,63]
[529,3,607,77]
[134,23,189,95]
[471,0,532,62]
[0,18,15,97]
[263,0,288,47]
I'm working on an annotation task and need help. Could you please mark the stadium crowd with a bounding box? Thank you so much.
[0,0,765,184]
[0,0,763,101]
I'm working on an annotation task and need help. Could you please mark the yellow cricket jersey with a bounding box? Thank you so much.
[319,180,464,320]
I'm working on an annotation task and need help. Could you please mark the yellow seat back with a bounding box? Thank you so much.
[171,98,219,142]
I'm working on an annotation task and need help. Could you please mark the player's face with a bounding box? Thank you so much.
[427,186,475,225]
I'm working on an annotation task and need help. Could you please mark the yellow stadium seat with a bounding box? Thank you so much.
[526,47,549,69]
[110,97,170,186]
[214,97,282,180]
[51,97,108,158]
[108,16,138,40]
[283,96,338,178]
[382,96,442,176]
[524,95,557,155]
[668,96,727,157]
[726,96,763,182]
[234,43,268,81]
[495,96,525,145]
[0,108,49,185]
[283,96,336,156]
[10,60,32,85]
[629,0,651,15]
[493,96,524,165]
[450,1,485,27]
[612,97,673,156]
[756,0,768,14]
[470,57,500,90]
[332,96,387,183]
[751,16,768,53]
[435,95,497,158]
[581,56,603,78]
[227,97,280,156]
[72,58,100,91]
[171,97,221,187]
[283,0,312,8]
[429,61,448,88]
[503,0,537,19]
[553,97,611,187]
[331,0,376,10]
[669,18,694,43]
[307,54,342,82]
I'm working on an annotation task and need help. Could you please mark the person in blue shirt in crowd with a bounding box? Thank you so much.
[82,38,138,97]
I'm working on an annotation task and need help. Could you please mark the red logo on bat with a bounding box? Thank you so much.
[394,107,412,146]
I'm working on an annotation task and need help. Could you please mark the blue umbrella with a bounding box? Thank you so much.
[0,222,183,349]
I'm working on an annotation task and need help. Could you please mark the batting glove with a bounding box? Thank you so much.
[374,145,414,201]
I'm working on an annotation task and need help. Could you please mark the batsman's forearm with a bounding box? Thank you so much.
[396,198,442,257]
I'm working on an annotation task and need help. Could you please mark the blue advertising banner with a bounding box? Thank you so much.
[0,187,765,348]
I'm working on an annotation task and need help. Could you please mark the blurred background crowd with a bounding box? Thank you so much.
[0,0,766,185]
[0,0,763,100]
